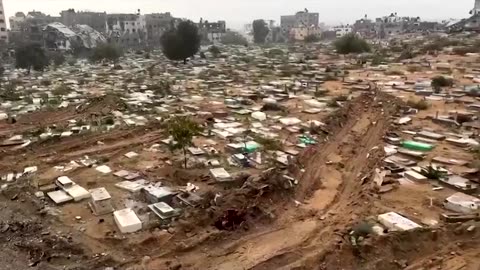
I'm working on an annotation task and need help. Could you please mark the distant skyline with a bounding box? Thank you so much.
[3,0,475,30]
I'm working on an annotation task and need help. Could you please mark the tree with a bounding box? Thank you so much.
[304,34,321,43]
[15,43,49,73]
[252,19,270,44]
[334,33,371,54]
[161,20,201,64]
[221,31,248,46]
[166,116,202,169]
[89,44,123,63]
[431,76,453,93]
[47,51,66,68]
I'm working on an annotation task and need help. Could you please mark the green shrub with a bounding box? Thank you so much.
[334,33,371,54]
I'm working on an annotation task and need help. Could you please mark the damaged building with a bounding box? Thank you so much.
[43,22,106,51]
[353,13,442,39]
[198,19,227,43]
[106,12,147,48]
[8,11,62,45]
[281,9,320,40]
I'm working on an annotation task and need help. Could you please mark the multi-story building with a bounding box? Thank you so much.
[333,25,353,38]
[473,0,480,15]
[145,13,174,46]
[60,9,107,34]
[449,0,480,32]
[106,12,147,47]
[280,9,319,38]
[198,19,226,43]
[0,0,8,45]
[353,15,377,39]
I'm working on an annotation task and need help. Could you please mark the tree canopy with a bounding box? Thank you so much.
[221,31,248,46]
[334,33,371,54]
[252,19,270,44]
[15,43,49,72]
[89,43,123,63]
[161,20,201,63]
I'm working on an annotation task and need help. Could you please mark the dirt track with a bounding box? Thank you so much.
[144,92,401,270]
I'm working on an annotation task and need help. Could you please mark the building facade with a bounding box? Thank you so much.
[0,0,8,45]
[280,10,320,40]
[333,25,353,38]
[60,9,107,34]
[290,26,321,41]
[145,13,174,46]
[106,13,147,47]
[198,19,226,43]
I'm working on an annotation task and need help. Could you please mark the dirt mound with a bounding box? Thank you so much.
[75,94,127,115]
[177,168,294,233]
[318,224,480,270]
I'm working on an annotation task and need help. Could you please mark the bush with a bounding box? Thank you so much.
[452,46,476,56]
[371,54,386,65]
[252,135,282,151]
[52,84,71,96]
[265,48,284,58]
[208,45,221,57]
[421,37,460,53]
[398,49,416,60]
[431,76,453,91]
[334,33,371,54]
[407,65,422,73]
[385,69,404,76]
[420,165,447,180]
[407,99,429,110]
[90,44,123,62]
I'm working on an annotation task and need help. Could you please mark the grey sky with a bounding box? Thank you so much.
[3,0,474,30]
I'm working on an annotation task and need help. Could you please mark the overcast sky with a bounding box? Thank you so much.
[3,0,474,30]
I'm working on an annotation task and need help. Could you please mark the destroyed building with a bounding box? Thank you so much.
[353,15,377,38]
[333,24,353,38]
[280,9,320,38]
[43,22,106,51]
[353,13,442,39]
[198,19,227,43]
[44,22,77,50]
[106,12,147,48]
